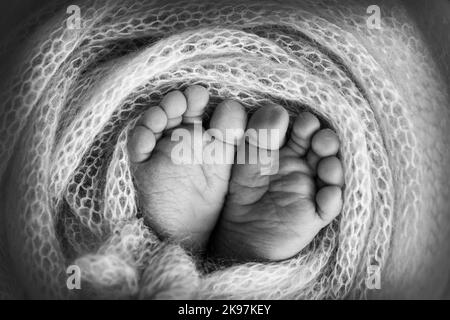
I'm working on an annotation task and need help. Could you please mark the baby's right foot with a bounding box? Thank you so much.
[211,106,344,261]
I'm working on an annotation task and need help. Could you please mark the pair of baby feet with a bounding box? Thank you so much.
[128,85,343,261]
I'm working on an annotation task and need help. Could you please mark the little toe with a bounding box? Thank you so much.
[160,90,187,129]
[128,126,156,163]
[316,186,343,223]
[183,85,209,124]
[246,103,289,150]
[277,155,314,176]
[287,112,321,156]
[311,128,340,157]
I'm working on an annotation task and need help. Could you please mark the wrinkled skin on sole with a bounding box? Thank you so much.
[0,0,448,299]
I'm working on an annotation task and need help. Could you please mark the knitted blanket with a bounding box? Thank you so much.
[0,0,449,299]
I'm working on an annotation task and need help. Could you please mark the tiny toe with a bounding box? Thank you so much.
[209,99,247,145]
[160,90,187,129]
[128,126,156,163]
[311,128,340,157]
[287,112,320,156]
[183,85,209,123]
[138,106,167,134]
[246,103,289,150]
[316,185,342,222]
[317,156,344,186]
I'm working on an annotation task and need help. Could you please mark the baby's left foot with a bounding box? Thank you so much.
[211,106,344,261]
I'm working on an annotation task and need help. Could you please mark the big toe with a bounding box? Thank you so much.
[209,99,247,145]
[246,103,290,150]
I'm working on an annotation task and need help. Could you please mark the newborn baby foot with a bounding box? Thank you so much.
[211,105,344,261]
[128,85,247,252]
